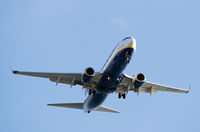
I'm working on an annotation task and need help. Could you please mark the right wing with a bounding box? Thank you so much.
[11,66,103,89]
[142,81,190,94]
[117,74,189,94]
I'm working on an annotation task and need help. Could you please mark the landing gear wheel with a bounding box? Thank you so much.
[93,90,96,95]
[89,89,92,95]
[118,93,121,99]
[122,93,126,99]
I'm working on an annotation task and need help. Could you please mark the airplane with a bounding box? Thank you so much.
[11,37,189,113]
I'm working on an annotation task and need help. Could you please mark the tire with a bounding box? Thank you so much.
[93,90,96,95]
[89,89,92,95]
[118,93,121,99]
[122,94,126,99]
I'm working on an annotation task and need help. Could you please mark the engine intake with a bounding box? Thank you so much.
[133,73,146,89]
[81,67,95,83]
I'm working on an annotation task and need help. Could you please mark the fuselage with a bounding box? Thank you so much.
[84,37,136,112]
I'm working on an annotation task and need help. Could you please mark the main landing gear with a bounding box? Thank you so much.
[118,93,126,99]
[89,89,96,95]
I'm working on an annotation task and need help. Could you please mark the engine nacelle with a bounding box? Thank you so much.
[133,73,146,89]
[81,67,95,83]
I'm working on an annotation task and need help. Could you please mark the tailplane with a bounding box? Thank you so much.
[48,103,83,110]
[95,106,120,113]
[47,103,120,113]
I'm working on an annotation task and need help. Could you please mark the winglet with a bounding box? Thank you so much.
[186,83,191,94]
[10,64,18,74]
[186,90,190,94]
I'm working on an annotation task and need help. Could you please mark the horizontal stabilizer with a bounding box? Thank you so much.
[95,106,120,113]
[47,103,83,110]
[47,103,120,113]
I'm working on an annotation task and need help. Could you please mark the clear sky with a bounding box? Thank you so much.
[1,0,200,132]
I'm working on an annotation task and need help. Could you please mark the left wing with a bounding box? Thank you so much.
[11,66,103,89]
[117,74,189,94]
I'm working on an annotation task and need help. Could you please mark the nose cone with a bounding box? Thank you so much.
[124,37,136,49]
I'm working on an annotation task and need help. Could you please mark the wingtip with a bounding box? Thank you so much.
[113,109,120,113]
[10,64,18,74]
[115,111,120,114]
[186,83,191,94]
[47,104,54,106]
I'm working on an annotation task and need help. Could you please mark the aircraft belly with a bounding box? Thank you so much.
[84,93,107,110]
[84,48,134,112]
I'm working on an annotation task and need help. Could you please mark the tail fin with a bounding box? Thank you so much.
[47,103,120,113]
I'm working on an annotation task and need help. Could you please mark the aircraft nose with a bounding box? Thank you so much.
[124,37,136,48]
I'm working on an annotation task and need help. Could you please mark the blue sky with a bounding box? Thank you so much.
[1,0,200,132]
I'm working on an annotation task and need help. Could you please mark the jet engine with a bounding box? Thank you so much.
[132,73,146,89]
[81,67,95,83]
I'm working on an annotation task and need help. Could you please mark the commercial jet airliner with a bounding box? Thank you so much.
[11,37,189,113]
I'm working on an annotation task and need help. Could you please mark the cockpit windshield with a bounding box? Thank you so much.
[122,37,131,41]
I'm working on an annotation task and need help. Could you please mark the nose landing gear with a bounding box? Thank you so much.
[126,50,132,63]
[126,57,130,63]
